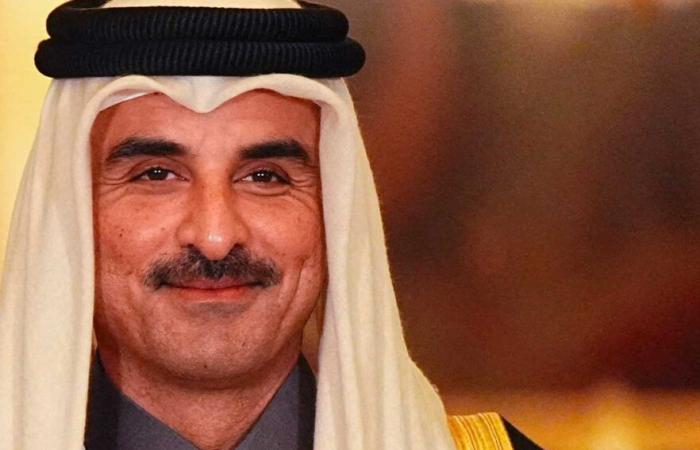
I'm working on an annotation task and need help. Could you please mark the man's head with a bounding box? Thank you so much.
[1,2,457,448]
[90,89,325,385]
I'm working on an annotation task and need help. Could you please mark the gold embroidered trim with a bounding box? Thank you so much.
[448,413,514,450]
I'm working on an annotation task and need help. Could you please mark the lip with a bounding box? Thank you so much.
[165,277,260,302]
[171,277,256,290]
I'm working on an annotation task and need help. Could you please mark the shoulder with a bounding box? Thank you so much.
[448,413,543,450]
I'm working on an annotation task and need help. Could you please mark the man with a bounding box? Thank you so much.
[0,0,540,449]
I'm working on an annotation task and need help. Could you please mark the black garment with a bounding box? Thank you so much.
[504,419,545,450]
[85,356,316,450]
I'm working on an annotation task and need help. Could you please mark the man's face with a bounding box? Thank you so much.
[90,90,324,384]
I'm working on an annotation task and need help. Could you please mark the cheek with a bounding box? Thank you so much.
[245,203,326,333]
[93,197,185,338]
[93,195,182,279]
[243,197,325,267]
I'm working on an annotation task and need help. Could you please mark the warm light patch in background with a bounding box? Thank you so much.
[0,1,59,274]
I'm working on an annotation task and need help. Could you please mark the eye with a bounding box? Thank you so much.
[241,170,289,184]
[132,167,179,182]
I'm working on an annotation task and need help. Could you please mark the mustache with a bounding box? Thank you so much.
[143,245,282,290]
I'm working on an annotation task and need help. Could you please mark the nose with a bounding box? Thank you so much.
[175,181,250,261]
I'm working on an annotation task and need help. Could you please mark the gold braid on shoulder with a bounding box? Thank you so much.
[448,413,514,450]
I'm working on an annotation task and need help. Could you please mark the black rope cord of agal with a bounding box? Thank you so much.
[35,0,365,78]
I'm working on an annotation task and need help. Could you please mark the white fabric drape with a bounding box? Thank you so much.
[0,20,456,450]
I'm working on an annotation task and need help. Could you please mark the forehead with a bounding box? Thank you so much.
[90,89,321,157]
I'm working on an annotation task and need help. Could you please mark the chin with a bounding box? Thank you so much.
[140,323,290,385]
[146,345,265,386]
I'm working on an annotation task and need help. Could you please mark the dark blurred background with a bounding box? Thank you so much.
[325,0,700,398]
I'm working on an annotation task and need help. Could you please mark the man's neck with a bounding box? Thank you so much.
[98,347,300,450]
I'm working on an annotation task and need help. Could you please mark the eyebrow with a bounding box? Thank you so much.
[240,139,311,164]
[105,137,312,164]
[106,137,186,162]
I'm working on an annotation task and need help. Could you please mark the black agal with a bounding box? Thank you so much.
[35,0,365,78]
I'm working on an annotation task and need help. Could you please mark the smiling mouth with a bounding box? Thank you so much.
[168,277,261,290]
[165,277,263,302]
